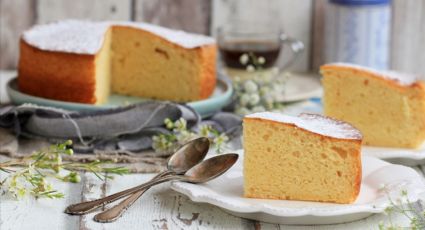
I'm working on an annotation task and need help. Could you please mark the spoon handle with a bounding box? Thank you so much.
[65,171,175,215]
[93,171,174,223]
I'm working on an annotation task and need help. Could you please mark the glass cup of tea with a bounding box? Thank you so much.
[217,20,304,79]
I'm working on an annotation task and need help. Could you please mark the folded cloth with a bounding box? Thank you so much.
[0,102,242,153]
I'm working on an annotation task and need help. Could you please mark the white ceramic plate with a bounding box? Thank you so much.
[171,151,425,225]
[277,73,322,102]
[362,144,425,166]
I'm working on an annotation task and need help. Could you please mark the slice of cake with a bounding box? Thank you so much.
[18,20,216,104]
[321,63,425,148]
[243,112,362,204]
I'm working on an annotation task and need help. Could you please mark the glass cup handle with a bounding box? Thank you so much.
[278,34,304,71]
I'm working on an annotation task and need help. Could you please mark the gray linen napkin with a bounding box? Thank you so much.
[0,102,242,153]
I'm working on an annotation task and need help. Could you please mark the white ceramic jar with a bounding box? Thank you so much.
[324,0,391,70]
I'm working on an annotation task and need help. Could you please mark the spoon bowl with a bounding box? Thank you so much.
[182,153,239,183]
[119,153,239,187]
[167,137,210,173]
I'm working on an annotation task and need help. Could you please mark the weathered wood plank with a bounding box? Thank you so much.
[0,169,82,230]
[391,0,425,77]
[250,213,411,229]
[211,0,313,72]
[78,172,109,230]
[0,0,36,69]
[81,173,249,229]
[133,0,212,35]
[36,0,132,24]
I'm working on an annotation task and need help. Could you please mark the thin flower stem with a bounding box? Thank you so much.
[381,189,424,229]
[0,141,128,199]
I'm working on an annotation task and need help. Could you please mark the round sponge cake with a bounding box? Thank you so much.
[18,20,217,104]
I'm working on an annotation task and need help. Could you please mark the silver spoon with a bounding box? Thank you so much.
[65,137,210,215]
[95,153,238,222]
[93,137,211,222]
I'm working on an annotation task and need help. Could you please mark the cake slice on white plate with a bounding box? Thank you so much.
[243,112,362,204]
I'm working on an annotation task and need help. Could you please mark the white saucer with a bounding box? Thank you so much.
[171,151,425,225]
[277,72,322,102]
[362,144,425,166]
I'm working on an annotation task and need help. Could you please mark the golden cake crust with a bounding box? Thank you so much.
[321,64,425,92]
[197,44,217,99]
[18,39,97,103]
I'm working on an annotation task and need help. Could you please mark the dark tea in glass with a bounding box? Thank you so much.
[217,20,303,75]
[219,41,281,69]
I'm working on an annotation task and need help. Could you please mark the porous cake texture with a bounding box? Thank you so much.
[243,112,362,204]
[18,20,216,104]
[321,63,425,148]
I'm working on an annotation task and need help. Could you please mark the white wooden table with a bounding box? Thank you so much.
[0,71,421,229]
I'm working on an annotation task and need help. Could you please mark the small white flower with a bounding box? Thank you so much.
[243,80,258,93]
[239,54,249,65]
[199,125,212,137]
[249,94,260,106]
[258,56,266,65]
[239,93,251,106]
[174,118,187,131]
[214,133,229,145]
[246,65,255,72]
[164,118,174,129]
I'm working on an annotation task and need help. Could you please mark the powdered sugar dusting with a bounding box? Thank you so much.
[23,21,110,54]
[324,63,419,86]
[246,112,362,140]
[115,21,215,49]
[22,20,215,55]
